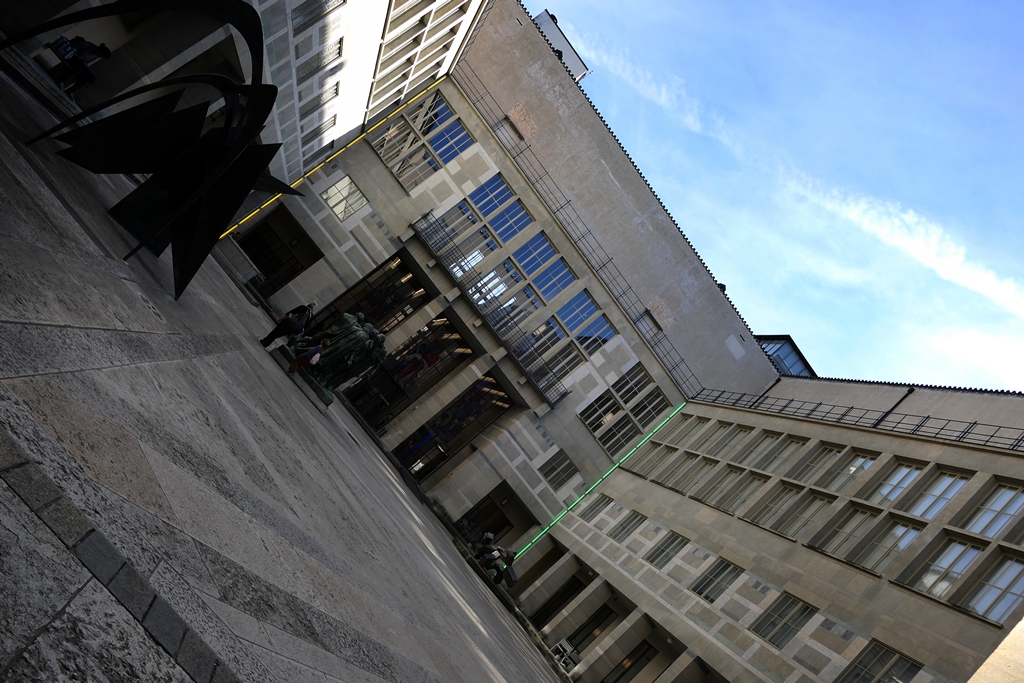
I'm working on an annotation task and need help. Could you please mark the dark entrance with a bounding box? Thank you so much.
[237,205,324,298]
[454,481,538,546]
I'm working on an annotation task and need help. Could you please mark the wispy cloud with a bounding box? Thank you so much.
[787,175,1024,321]
[560,22,740,152]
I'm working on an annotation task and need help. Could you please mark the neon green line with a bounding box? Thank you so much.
[515,402,686,560]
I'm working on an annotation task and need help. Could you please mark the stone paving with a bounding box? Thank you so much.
[0,67,559,683]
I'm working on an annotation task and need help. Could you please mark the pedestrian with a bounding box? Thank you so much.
[288,339,330,374]
[260,302,317,348]
[58,36,112,95]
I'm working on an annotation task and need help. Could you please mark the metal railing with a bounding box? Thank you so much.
[412,212,569,405]
[692,388,1024,453]
[452,62,704,398]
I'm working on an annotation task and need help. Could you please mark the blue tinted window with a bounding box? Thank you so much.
[512,233,556,275]
[491,201,532,242]
[469,175,513,217]
[535,259,575,300]
[576,315,616,355]
[557,291,598,333]
[429,120,473,163]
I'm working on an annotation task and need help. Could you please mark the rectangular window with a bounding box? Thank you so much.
[653,454,698,489]
[824,451,877,493]
[299,82,339,119]
[599,640,658,683]
[437,201,478,242]
[820,508,880,557]
[665,415,707,446]
[669,458,717,494]
[576,315,616,355]
[469,260,522,304]
[489,286,540,331]
[904,470,970,520]
[599,416,641,455]
[836,642,921,683]
[855,520,921,573]
[491,201,533,242]
[296,39,343,82]
[749,485,802,527]
[526,318,565,356]
[468,174,513,217]
[428,120,473,163]
[534,258,574,300]
[757,437,806,473]
[778,494,832,537]
[631,445,676,479]
[546,344,584,378]
[734,432,779,466]
[690,422,731,453]
[751,594,817,648]
[513,232,557,276]
[644,532,688,569]
[699,468,742,504]
[569,604,616,652]
[964,556,1024,623]
[608,510,647,543]
[629,389,672,429]
[579,390,621,432]
[868,462,923,506]
[691,559,743,603]
[452,228,497,277]
[301,113,336,146]
[578,494,612,523]
[611,364,652,404]
[718,474,768,513]
[962,484,1024,538]
[556,290,599,333]
[320,175,368,222]
[539,450,578,491]
[291,0,346,33]
[792,445,844,484]
[912,537,985,599]
[707,427,752,458]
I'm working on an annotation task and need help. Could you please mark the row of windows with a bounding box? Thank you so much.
[581,498,922,682]
[576,364,673,456]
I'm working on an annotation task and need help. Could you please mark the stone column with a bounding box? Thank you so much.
[652,650,707,683]
[572,608,649,683]
[541,579,611,646]
[516,552,580,617]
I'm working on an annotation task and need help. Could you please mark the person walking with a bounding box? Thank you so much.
[288,339,330,374]
[260,302,316,348]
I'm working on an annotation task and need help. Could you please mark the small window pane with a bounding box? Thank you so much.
[751,594,817,648]
[904,471,970,519]
[855,520,921,573]
[540,451,578,490]
[964,556,1024,623]
[578,494,612,522]
[835,642,921,683]
[913,538,984,599]
[321,175,368,222]
[608,510,647,543]
[963,484,1024,538]
[644,532,688,569]
[691,559,743,603]
[868,463,923,506]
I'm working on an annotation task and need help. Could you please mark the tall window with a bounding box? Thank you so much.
[578,494,612,523]
[512,232,557,275]
[611,364,652,404]
[835,642,921,683]
[717,474,768,514]
[664,415,707,446]
[750,594,817,648]
[691,559,743,603]
[868,462,923,506]
[580,390,621,432]
[599,641,658,683]
[644,532,688,569]
[792,445,844,484]
[689,422,731,453]
[964,556,1024,623]
[429,118,473,163]
[557,290,599,333]
[758,437,806,473]
[546,344,584,379]
[599,416,641,455]
[824,451,876,493]
[534,259,574,299]
[854,520,921,573]
[296,39,343,83]
[370,93,465,190]
[653,454,698,489]
[525,318,565,356]
[669,458,717,494]
[911,537,984,599]
[629,389,672,428]
[820,508,880,557]
[707,427,752,458]
[468,175,513,217]
[778,495,832,537]
[962,484,1024,538]
[608,510,647,543]
[699,468,743,505]
[903,471,970,519]
[576,315,616,355]
[321,175,368,222]
[749,485,801,528]
[491,201,533,242]
[734,432,779,466]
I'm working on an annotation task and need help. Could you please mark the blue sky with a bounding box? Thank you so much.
[523,0,1024,391]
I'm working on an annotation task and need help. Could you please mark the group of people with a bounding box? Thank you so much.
[472,532,518,588]
[260,303,387,392]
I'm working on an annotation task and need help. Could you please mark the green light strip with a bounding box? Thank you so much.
[514,402,686,560]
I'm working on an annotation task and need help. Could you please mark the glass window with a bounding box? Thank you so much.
[539,451,578,491]
[576,315,616,355]
[778,495,832,537]
[644,532,688,569]
[707,427,752,458]
[428,120,473,163]
[821,508,880,557]
[824,451,877,493]
[868,463,923,506]
[547,344,584,379]
[569,604,617,652]
[792,445,844,484]
[734,432,779,466]
[751,594,817,648]
[578,494,613,523]
[912,537,985,599]
[962,484,1024,538]
[469,260,522,304]
[513,232,557,276]
[717,475,768,514]
[579,390,621,432]
[653,454,698,489]
[556,290,599,333]
[488,286,540,330]
[855,520,921,573]
[669,458,718,494]
[758,437,806,473]
[599,640,658,683]
[690,422,731,453]
[611,364,652,404]
[320,175,368,222]
[468,174,513,217]
[452,228,497,278]
[964,556,1024,623]
[629,389,672,429]
[749,485,802,527]
[436,201,478,241]
[835,642,921,683]
[526,318,565,356]
[534,258,574,299]
[700,468,743,505]
[599,416,641,455]
[608,510,647,543]
[491,201,533,242]
[691,559,743,603]
[904,471,970,519]
[665,415,707,446]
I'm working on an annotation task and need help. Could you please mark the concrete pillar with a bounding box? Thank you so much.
[652,650,707,683]
[383,292,456,353]
[542,579,611,646]
[572,607,649,683]
[516,552,580,617]
[381,354,497,450]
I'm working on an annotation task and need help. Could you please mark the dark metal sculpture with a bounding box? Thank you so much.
[0,0,299,299]
[292,312,387,405]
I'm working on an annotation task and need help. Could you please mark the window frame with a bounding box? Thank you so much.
[691,559,743,603]
[750,593,817,648]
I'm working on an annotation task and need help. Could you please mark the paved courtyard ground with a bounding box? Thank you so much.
[0,67,559,683]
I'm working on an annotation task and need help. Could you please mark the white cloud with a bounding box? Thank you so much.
[560,22,740,152]
[788,175,1024,321]
[922,328,1024,391]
